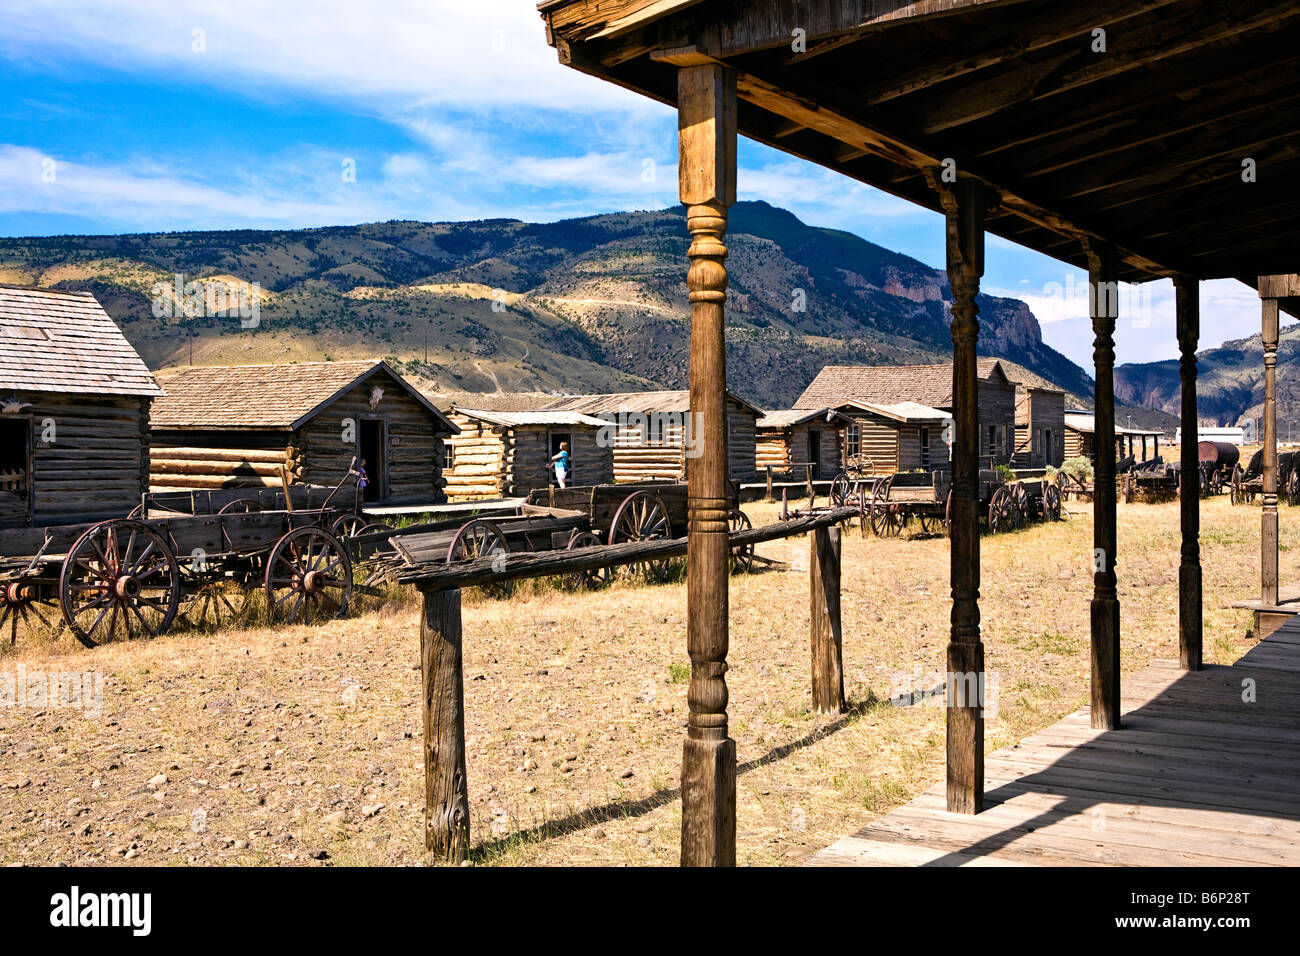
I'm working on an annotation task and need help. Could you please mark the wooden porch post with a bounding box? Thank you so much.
[940,178,985,814]
[1088,246,1121,730]
[1174,277,1202,670]
[676,61,737,867]
[1261,293,1280,607]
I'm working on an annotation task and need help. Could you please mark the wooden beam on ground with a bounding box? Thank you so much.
[1174,276,1202,670]
[678,61,737,868]
[810,525,845,715]
[940,176,986,814]
[1089,244,1122,729]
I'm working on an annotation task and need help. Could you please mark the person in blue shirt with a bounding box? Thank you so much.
[550,441,571,489]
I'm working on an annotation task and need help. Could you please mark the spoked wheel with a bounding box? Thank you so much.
[987,486,1020,533]
[0,581,59,645]
[829,473,851,507]
[562,531,609,591]
[181,576,248,630]
[330,513,369,538]
[265,527,353,624]
[918,512,940,535]
[218,498,265,515]
[59,520,181,648]
[1229,465,1243,505]
[609,490,674,583]
[1043,483,1063,521]
[1287,470,1300,506]
[727,509,755,574]
[447,519,513,598]
[870,477,901,537]
[1010,482,1032,524]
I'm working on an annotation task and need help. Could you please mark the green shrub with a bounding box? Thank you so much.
[1058,456,1093,480]
[994,464,1017,482]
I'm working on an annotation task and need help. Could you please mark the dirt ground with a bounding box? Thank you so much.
[0,495,1287,866]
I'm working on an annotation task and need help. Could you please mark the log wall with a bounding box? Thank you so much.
[1,391,152,526]
[444,416,615,500]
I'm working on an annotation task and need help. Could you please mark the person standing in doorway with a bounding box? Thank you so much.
[551,441,570,489]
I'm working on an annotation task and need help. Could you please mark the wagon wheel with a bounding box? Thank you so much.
[987,486,1019,534]
[561,531,609,591]
[218,498,265,515]
[180,574,249,631]
[59,520,181,648]
[869,477,901,537]
[446,519,513,598]
[265,527,353,625]
[609,490,674,583]
[829,472,851,507]
[1287,469,1300,506]
[0,580,59,646]
[1043,483,1063,521]
[726,509,755,574]
[331,513,369,538]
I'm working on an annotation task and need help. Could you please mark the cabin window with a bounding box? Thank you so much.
[845,422,861,459]
[919,427,930,468]
[443,443,454,471]
[987,425,997,458]
[0,418,29,496]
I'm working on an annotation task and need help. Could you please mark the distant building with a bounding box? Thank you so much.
[1174,425,1247,446]
[795,359,1016,467]
[755,408,849,479]
[1066,410,1162,461]
[1014,386,1065,469]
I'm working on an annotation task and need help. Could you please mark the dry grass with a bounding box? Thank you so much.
[0,495,1289,866]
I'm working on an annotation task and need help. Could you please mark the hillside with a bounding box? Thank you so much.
[0,201,1102,409]
[1116,325,1300,429]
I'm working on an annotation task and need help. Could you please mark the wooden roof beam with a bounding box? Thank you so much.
[918,3,1300,133]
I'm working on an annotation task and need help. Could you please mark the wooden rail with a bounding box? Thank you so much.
[411,506,856,862]
[764,461,816,502]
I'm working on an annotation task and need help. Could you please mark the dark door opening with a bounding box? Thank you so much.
[549,431,571,485]
[359,419,386,502]
[0,418,31,525]
[807,429,821,478]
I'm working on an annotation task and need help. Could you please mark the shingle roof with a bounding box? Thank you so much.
[1064,413,1162,437]
[793,359,1012,409]
[453,407,609,429]
[756,408,852,429]
[0,285,162,397]
[542,389,763,416]
[151,360,456,432]
[843,400,952,424]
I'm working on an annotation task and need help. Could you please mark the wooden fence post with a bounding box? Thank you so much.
[805,463,815,505]
[765,465,773,501]
[810,525,844,714]
[421,587,469,863]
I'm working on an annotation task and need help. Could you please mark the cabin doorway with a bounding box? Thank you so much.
[807,429,822,478]
[0,418,32,525]
[549,430,571,485]
[359,419,386,502]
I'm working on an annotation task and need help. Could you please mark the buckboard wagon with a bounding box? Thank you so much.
[1231,449,1300,505]
[863,469,1062,536]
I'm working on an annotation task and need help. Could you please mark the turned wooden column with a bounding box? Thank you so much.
[1088,245,1121,730]
[1174,277,1202,670]
[940,178,985,814]
[676,61,737,867]
[1262,295,1280,607]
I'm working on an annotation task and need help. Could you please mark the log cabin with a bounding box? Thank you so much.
[1065,411,1162,463]
[541,389,760,482]
[443,407,613,500]
[795,359,1017,467]
[149,360,456,504]
[834,400,951,474]
[0,285,162,527]
[754,408,848,479]
[1013,386,1066,469]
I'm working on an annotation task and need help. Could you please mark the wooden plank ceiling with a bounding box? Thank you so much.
[541,0,1300,285]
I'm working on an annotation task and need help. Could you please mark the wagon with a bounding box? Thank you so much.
[1197,441,1239,497]
[864,469,1043,536]
[381,481,753,591]
[1231,449,1300,505]
[0,466,366,648]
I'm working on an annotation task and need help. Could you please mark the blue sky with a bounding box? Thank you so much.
[0,0,1273,372]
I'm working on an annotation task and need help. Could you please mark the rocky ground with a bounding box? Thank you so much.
[0,497,1279,866]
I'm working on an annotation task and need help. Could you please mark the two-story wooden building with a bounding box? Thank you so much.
[1014,385,1066,469]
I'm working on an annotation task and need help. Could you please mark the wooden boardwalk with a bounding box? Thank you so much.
[809,621,1300,867]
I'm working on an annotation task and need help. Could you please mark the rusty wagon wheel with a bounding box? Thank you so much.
[727,509,755,574]
[0,579,59,646]
[331,513,369,538]
[829,472,852,507]
[870,476,901,537]
[1043,482,1063,521]
[60,519,181,648]
[447,519,513,598]
[987,486,1020,533]
[218,498,265,515]
[609,490,673,583]
[265,527,353,625]
[561,531,609,591]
